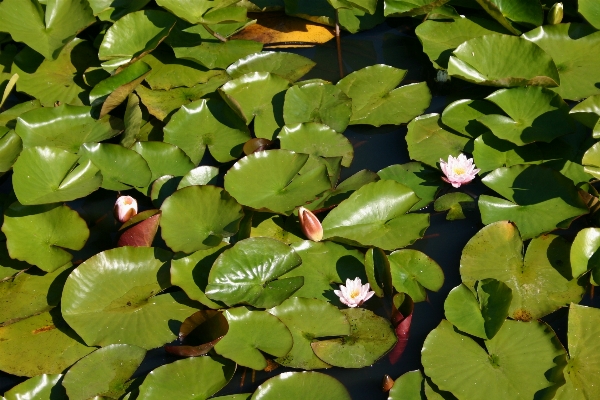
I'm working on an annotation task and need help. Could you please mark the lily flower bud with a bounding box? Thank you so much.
[114,196,138,223]
[298,206,323,242]
[382,375,395,392]
[548,3,563,25]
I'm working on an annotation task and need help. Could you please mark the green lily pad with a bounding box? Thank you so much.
[523,24,600,101]
[3,374,67,400]
[415,15,510,69]
[283,82,351,133]
[378,162,442,211]
[0,242,29,280]
[0,129,22,173]
[226,52,316,82]
[553,304,600,400]
[422,319,565,400]
[137,356,236,400]
[0,0,95,59]
[155,0,247,24]
[0,100,41,130]
[11,39,98,107]
[474,0,542,34]
[364,247,392,298]
[214,307,293,369]
[99,10,177,70]
[311,308,396,368]
[388,249,443,302]
[444,279,512,340]
[460,221,585,320]
[173,40,264,70]
[224,150,331,214]
[582,142,600,180]
[206,237,303,308]
[479,165,589,240]
[279,123,354,167]
[0,308,94,377]
[388,370,424,400]
[405,114,470,168]
[579,0,600,30]
[279,240,367,302]
[322,180,430,250]
[336,65,431,126]
[160,185,244,253]
[477,87,573,146]
[384,0,451,17]
[15,104,122,153]
[307,169,380,211]
[472,133,543,173]
[171,242,230,309]
[88,0,151,21]
[441,99,503,138]
[12,146,102,205]
[570,94,600,129]
[219,72,290,140]
[164,97,250,164]
[61,246,200,349]
[448,34,560,87]
[62,344,146,400]
[178,166,219,189]
[570,228,600,282]
[2,203,89,272]
[433,192,475,220]
[268,297,350,370]
[249,213,303,244]
[251,371,351,400]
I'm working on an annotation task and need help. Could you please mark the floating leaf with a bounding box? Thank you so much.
[472,133,543,173]
[440,99,503,138]
[579,0,600,30]
[460,221,585,320]
[155,0,247,25]
[164,309,229,357]
[384,0,451,17]
[0,242,29,281]
[206,237,303,308]
[388,370,423,400]
[388,249,443,302]
[63,344,146,400]
[322,180,430,250]
[378,162,442,211]
[62,246,199,349]
[570,94,600,129]
[279,123,354,167]
[3,374,67,400]
[268,297,350,370]
[307,169,380,211]
[214,307,293,369]
[570,228,600,282]
[174,40,264,70]
[177,166,219,189]
[88,0,151,21]
[0,128,22,173]
[227,52,316,82]
[251,371,351,400]
[250,213,303,244]
[364,247,391,298]
[448,34,560,87]
[433,192,475,220]
[0,100,41,130]
[337,65,431,126]
[474,0,542,34]
[160,185,244,253]
[3,203,89,272]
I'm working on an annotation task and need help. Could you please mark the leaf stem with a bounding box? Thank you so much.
[335,10,344,79]
[203,24,228,42]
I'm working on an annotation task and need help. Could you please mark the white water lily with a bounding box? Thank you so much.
[439,154,480,188]
[334,278,375,308]
[114,196,138,223]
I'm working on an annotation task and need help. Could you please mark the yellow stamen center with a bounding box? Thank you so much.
[349,289,361,299]
[452,167,465,175]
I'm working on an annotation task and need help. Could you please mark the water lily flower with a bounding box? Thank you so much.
[439,154,480,188]
[114,196,138,223]
[334,278,375,308]
[298,206,323,242]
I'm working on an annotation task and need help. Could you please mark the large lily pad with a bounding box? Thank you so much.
[322,180,430,250]
[251,371,351,400]
[279,123,354,167]
[473,133,543,173]
[163,97,250,164]
[160,185,244,253]
[422,319,565,400]
[0,0,95,59]
[448,34,560,87]
[3,374,67,400]
[388,370,423,400]
[311,308,396,368]
[378,162,442,211]
[224,150,331,214]
[460,221,585,320]
[479,165,589,240]
[12,146,102,205]
[440,99,503,139]
[214,307,293,370]
[206,237,303,308]
[88,0,151,21]
[173,40,264,70]
[226,52,316,82]
[474,0,542,34]
[155,0,246,25]
[3,203,89,272]
[579,0,600,30]
[336,65,431,126]
[268,297,350,370]
[61,246,200,349]
[388,249,444,302]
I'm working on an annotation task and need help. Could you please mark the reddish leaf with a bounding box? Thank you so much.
[165,310,229,358]
[117,210,161,247]
[388,293,414,364]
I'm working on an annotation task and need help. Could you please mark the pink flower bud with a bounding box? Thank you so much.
[114,196,138,223]
[298,206,323,242]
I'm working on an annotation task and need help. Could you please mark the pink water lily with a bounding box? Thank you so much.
[114,196,138,223]
[298,206,323,242]
[439,154,480,188]
[334,278,375,308]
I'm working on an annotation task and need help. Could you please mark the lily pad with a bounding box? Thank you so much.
[155,0,247,25]
[206,237,303,308]
[62,344,146,400]
[224,150,331,214]
[460,221,585,320]
[61,246,200,349]
[164,97,250,164]
[447,34,560,87]
[268,297,350,370]
[3,374,67,400]
[579,0,600,30]
[173,40,264,70]
[279,123,354,167]
[160,185,244,253]
[388,249,444,302]
[3,202,89,272]
[479,165,589,240]
[364,247,392,298]
[474,0,542,34]
[523,24,600,101]
[582,142,600,180]
[570,228,600,282]
[322,180,430,250]
[472,133,543,173]
[378,162,442,211]
[137,356,236,400]
[440,99,502,138]
[570,94,600,129]
[178,166,220,189]
[0,129,22,173]
[88,0,151,21]
[311,308,397,368]
[227,52,316,82]
[337,65,431,126]
[384,0,451,17]
[422,319,565,400]
[250,213,303,244]
[219,72,290,140]
[251,371,351,400]
[214,307,293,369]
[388,370,424,400]
[433,192,475,220]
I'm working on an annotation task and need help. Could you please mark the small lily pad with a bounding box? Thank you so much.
[251,371,351,400]
[279,123,354,167]
[434,192,475,220]
[226,52,316,82]
[388,249,444,302]
[378,162,442,211]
